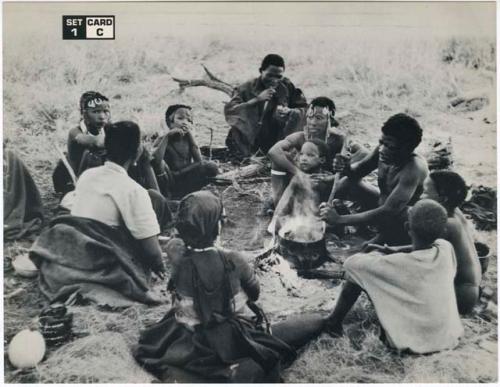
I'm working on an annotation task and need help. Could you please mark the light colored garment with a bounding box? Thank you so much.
[174,290,252,328]
[71,161,160,239]
[344,239,463,354]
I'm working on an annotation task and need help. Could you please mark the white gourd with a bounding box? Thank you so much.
[8,329,46,368]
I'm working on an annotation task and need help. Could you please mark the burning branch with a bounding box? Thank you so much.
[172,64,235,96]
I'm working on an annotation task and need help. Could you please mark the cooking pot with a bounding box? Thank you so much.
[277,221,328,270]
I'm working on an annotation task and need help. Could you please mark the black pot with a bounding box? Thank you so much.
[277,222,328,270]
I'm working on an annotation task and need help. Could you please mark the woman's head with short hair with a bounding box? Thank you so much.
[426,170,468,214]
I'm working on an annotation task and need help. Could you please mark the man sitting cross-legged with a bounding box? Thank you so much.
[325,199,464,354]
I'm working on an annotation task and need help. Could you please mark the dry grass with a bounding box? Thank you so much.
[3,30,497,383]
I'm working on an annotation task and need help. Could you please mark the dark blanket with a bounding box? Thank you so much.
[461,186,497,231]
[135,310,295,383]
[30,216,160,307]
[4,150,44,240]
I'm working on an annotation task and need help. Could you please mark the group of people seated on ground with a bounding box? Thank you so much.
[52,92,219,202]
[7,52,484,382]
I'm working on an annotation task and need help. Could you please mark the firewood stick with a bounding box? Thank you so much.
[328,135,349,204]
[208,127,214,161]
[53,144,77,186]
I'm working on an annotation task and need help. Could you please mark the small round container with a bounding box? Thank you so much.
[38,305,73,347]
[12,255,38,278]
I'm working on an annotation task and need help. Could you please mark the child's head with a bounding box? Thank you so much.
[408,199,448,245]
[80,91,110,128]
[298,139,328,173]
[165,104,193,130]
[422,170,468,215]
[176,190,223,249]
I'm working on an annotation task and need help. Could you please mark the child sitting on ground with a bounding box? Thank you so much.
[272,139,332,233]
[152,104,219,199]
[326,199,463,354]
[368,170,482,314]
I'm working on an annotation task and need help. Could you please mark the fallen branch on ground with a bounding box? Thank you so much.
[172,64,234,96]
[216,162,266,181]
[449,88,490,107]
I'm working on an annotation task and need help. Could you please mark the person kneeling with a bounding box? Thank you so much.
[325,199,463,354]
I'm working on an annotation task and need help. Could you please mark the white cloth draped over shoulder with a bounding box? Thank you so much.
[344,239,464,354]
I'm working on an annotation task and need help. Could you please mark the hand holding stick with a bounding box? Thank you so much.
[328,135,349,204]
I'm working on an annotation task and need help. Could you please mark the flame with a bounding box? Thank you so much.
[278,172,325,243]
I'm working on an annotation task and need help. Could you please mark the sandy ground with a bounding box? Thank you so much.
[2,11,497,382]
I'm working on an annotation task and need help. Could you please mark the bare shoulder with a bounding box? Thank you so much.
[271,131,303,153]
[68,126,82,140]
[286,131,304,144]
[165,237,186,254]
[221,248,253,269]
[445,215,472,245]
[402,154,428,179]
[446,216,462,234]
[186,131,199,145]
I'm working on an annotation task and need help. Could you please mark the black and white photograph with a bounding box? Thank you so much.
[3,1,497,383]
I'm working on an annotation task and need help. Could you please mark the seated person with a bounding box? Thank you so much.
[53,91,159,194]
[224,54,308,159]
[273,139,332,232]
[368,170,482,315]
[135,191,326,383]
[325,199,464,354]
[4,149,44,240]
[152,104,219,199]
[31,121,171,307]
[320,113,428,245]
[68,91,109,175]
[268,96,367,208]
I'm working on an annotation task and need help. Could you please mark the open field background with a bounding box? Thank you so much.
[3,2,497,383]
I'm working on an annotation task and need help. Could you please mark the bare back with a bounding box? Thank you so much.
[447,210,482,287]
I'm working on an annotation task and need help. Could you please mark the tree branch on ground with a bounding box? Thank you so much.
[172,64,234,96]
